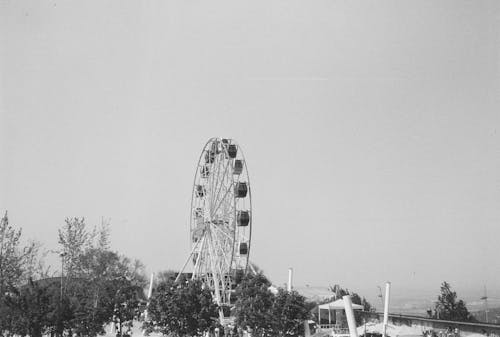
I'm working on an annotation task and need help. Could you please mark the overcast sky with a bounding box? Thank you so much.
[1,0,499,304]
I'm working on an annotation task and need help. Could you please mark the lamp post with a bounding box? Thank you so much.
[382,282,391,337]
[343,295,359,337]
[59,251,67,301]
[59,251,67,337]
[480,285,488,323]
[287,268,293,292]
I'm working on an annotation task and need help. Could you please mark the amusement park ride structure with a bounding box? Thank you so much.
[176,137,253,323]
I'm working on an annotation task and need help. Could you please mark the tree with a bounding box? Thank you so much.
[58,217,92,279]
[270,289,310,337]
[233,273,274,336]
[146,278,219,337]
[0,212,44,335]
[56,217,146,336]
[233,272,311,337]
[0,212,38,293]
[434,282,475,322]
[2,277,72,337]
[349,292,375,325]
[1,215,145,337]
[155,269,180,287]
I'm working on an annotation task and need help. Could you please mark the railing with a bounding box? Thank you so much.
[332,327,350,337]
[318,324,350,337]
[319,324,336,329]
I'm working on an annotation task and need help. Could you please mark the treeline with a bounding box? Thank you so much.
[0,213,147,337]
[144,272,312,337]
[0,211,381,337]
[0,212,314,337]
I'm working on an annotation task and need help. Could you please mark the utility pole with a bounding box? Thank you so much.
[343,295,359,337]
[480,285,488,323]
[382,282,391,337]
[59,251,67,301]
[377,286,384,309]
[59,251,67,337]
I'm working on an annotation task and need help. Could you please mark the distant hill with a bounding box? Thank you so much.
[294,284,500,321]
[471,307,500,324]
[294,285,333,302]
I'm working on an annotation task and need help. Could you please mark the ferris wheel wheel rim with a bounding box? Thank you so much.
[189,137,252,279]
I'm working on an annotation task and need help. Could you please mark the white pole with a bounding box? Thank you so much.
[382,282,391,337]
[343,295,359,337]
[175,238,202,283]
[142,272,155,336]
[287,267,293,292]
[144,272,155,320]
[304,320,311,337]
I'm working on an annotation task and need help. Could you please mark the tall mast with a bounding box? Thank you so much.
[480,285,488,323]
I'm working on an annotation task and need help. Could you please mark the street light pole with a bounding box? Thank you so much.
[59,252,67,302]
[48,249,68,337]
[59,251,67,337]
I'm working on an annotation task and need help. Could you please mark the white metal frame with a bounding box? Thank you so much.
[177,138,252,322]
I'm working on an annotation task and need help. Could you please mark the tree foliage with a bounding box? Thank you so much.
[270,289,310,337]
[2,278,70,337]
[56,218,147,336]
[0,212,47,335]
[146,278,219,337]
[0,212,39,293]
[329,284,374,312]
[434,282,475,322]
[233,272,310,337]
[1,216,147,337]
[154,269,179,287]
[233,273,274,335]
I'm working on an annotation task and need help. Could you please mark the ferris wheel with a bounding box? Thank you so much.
[177,137,252,320]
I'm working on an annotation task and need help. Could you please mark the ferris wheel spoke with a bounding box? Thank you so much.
[214,196,231,221]
[211,229,231,274]
[192,235,207,277]
[218,226,236,271]
[210,151,225,209]
[208,231,222,270]
[205,142,218,208]
[208,157,217,212]
[205,154,213,209]
[213,147,226,203]
[207,149,219,211]
[212,225,232,255]
[206,235,223,305]
[211,182,232,218]
[214,226,233,271]
[213,169,240,218]
[223,196,235,219]
[212,163,243,217]
[211,223,235,249]
[211,158,231,216]
[211,239,228,293]
[215,156,228,212]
